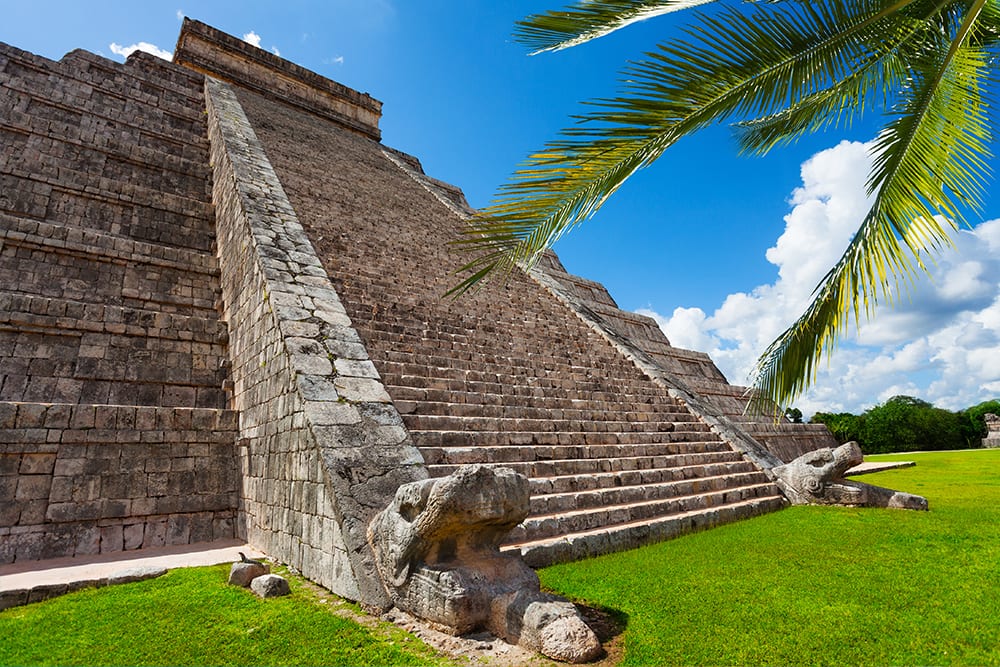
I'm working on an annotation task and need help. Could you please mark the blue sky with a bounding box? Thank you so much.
[3,1,999,417]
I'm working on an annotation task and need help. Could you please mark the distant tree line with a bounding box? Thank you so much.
[809,396,1000,455]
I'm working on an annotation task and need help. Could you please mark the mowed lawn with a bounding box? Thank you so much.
[539,449,1000,666]
[0,564,453,667]
[1,449,997,666]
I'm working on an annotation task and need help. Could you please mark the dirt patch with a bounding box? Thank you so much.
[382,602,625,667]
[290,569,625,665]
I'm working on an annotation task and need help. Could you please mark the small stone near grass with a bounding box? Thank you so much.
[229,561,269,587]
[250,574,290,598]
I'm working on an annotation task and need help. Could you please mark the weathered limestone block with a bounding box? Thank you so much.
[983,414,1000,449]
[772,442,928,510]
[229,561,269,587]
[369,465,601,663]
[250,574,291,598]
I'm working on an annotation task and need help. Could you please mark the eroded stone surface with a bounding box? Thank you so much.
[984,414,1000,449]
[369,465,602,663]
[773,442,928,510]
[229,561,269,587]
[250,573,291,598]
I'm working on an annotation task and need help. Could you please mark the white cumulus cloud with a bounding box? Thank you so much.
[109,41,173,61]
[639,140,1000,417]
[243,30,281,57]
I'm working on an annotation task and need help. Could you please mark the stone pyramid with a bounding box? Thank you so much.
[1,19,838,608]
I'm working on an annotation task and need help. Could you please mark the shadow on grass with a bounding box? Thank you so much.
[575,601,629,666]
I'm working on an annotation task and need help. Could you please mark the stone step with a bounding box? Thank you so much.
[505,494,788,567]
[379,361,682,401]
[403,413,702,435]
[387,385,685,414]
[418,439,731,466]
[394,397,700,423]
[507,481,780,545]
[413,428,720,449]
[528,469,771,516]
[0,220,220,317]
[385,377,678,409]
[425,449,746,480]
[527,459,759,495]
[378,346,661,379]
[367,325,647,375]
[383,369,649,395]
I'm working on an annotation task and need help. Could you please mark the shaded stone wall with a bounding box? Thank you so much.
[0,44,238,562]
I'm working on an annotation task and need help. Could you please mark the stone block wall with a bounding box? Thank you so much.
[0,403,237,561]
[0,43,239,562]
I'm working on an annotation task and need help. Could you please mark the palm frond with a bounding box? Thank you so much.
[515,0,718,54]
[750,0,994,412]
[454,0,920,295]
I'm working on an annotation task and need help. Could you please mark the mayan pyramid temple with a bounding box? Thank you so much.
[5,19,905,638]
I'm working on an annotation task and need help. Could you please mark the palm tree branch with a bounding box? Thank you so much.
[515,0,719,54]
[750,0,993,411]
[454,0,922,293]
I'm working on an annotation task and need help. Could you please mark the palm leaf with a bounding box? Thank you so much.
[452,0,922,296]
[515,0,719,54]
[750,0,994,412]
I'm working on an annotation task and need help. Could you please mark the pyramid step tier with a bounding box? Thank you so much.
[1,216,220,317]
[505,495,787,567]
[425,448,747,479]
[527,469,772,516]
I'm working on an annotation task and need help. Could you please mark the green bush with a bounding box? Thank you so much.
[812,396,999,454]
[964,399,1000,444]
[810,411,865,444]
[860,395,967,454]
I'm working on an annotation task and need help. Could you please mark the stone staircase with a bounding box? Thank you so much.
[536,252,840,463]
[0,44,238,562]
[232,86,788,567]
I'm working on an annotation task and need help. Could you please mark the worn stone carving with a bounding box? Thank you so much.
[772,442,928,510]
[983,414,1000,449]
[368,464,602,663]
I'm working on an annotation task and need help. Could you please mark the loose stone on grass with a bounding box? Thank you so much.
[229,561,269,587]
[251,573,291,598]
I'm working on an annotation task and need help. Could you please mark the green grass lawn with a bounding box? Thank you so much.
[539,448,1000,666]
[3,450,997,666]
[0,564,453,667]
